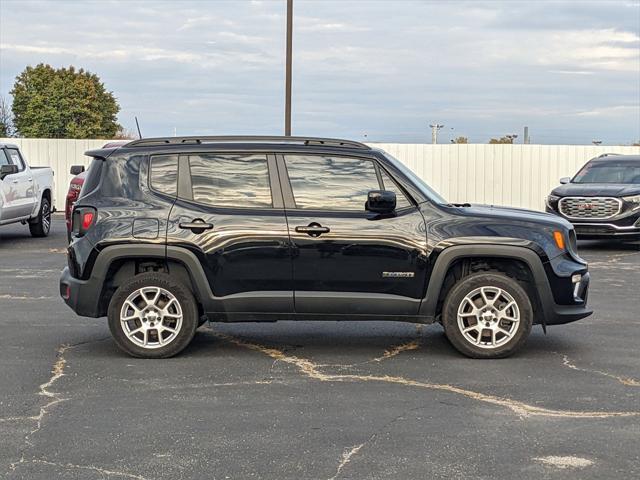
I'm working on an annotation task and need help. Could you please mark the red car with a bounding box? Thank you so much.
[66,140,130,241]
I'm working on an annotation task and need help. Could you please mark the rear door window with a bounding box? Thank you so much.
[187,153,272,208]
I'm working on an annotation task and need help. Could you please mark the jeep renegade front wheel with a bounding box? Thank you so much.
[442,273,533,359]
[108,273,198,358]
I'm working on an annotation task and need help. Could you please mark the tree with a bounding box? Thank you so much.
[489,136,514,144]
[0,95,15,137]
[10,64,121,138]
[451,136,468,144]
[113,126,137,140]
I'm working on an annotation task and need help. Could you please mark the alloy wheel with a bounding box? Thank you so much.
[119,287,183,349]
[456,286,520,349]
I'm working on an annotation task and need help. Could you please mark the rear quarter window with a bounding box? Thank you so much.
[149,155,178,197]
[79,158,104,197]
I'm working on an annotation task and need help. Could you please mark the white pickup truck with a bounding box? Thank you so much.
[0,143,55,237]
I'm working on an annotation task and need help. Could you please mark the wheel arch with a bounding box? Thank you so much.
[90,244,212,317]
[420,244,554,326]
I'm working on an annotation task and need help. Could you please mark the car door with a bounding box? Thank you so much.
[4,148,36,218]
[277,152,429,317]
[0,149,16,221]
[165,151,293,319]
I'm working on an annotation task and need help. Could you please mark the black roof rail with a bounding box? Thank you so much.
[125,135,370,150]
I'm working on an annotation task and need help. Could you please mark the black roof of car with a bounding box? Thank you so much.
[85,135,375,159]
[590,154,640,162]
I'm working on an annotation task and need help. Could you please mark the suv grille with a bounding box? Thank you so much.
[559,197,621,219]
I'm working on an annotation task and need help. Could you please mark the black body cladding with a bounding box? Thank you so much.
[60,137,591,328]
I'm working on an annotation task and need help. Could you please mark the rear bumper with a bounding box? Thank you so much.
[59,266,103,317]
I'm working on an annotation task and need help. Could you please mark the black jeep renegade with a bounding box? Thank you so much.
[60,136,591,359]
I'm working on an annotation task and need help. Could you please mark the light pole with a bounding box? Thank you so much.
[506,134,518,144]
[285,0,293,136]
[429,123,444,144]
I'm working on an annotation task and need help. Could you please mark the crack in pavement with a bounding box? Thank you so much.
[317,339,422,370]
[0,294,55,300]
[372,340,421,362]
[328,406,424,480]
[2,344,71,434]
[318,324,425,370]
[534,455,594,469]
[558,353,640,387]
[4,336,132,479]
[329,443,365,480]
[212,331,640,419]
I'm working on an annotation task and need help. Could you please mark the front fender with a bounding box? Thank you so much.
[419,242,554,324]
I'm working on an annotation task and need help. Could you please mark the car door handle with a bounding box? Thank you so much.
[179,219,214,233]
[295,223,330,237]
[28,178,33,182]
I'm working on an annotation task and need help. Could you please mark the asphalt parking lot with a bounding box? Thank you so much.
[1,215,638,480]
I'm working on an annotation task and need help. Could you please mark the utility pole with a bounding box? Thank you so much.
[429,123,444,144]
[284,0,293,136]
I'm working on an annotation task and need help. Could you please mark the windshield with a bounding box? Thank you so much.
[381,152,447,204]
[573,160,640,184]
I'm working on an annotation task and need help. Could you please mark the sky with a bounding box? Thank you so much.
[0,0,639,145]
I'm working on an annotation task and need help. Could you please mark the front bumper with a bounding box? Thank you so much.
[545,205,640,240]
[60,266,103,317]
[571,223,640,240]
[543,272,592,325]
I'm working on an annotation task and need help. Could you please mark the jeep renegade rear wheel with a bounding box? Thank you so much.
[108,273,198,358]
[442,272,533,359]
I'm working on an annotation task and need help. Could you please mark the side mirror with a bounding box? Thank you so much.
[0,164,18,180]
[559,177,571,184]
[366,190,396,214]
[70,165,85,175]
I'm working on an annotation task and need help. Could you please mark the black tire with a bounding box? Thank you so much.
[29,196,51,237]
[108,272,199,358]
[442,272,533,359]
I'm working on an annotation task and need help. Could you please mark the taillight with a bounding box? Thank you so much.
[81,211,95,230]
[72,207,97,237]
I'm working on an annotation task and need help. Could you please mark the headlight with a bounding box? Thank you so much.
[546,195,560,208]
[622,194,640,210]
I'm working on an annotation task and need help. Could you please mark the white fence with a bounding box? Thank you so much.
[372,144,640,211]
[2,138,639,211]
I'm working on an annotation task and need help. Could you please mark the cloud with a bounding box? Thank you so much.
[0,0,638,144]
